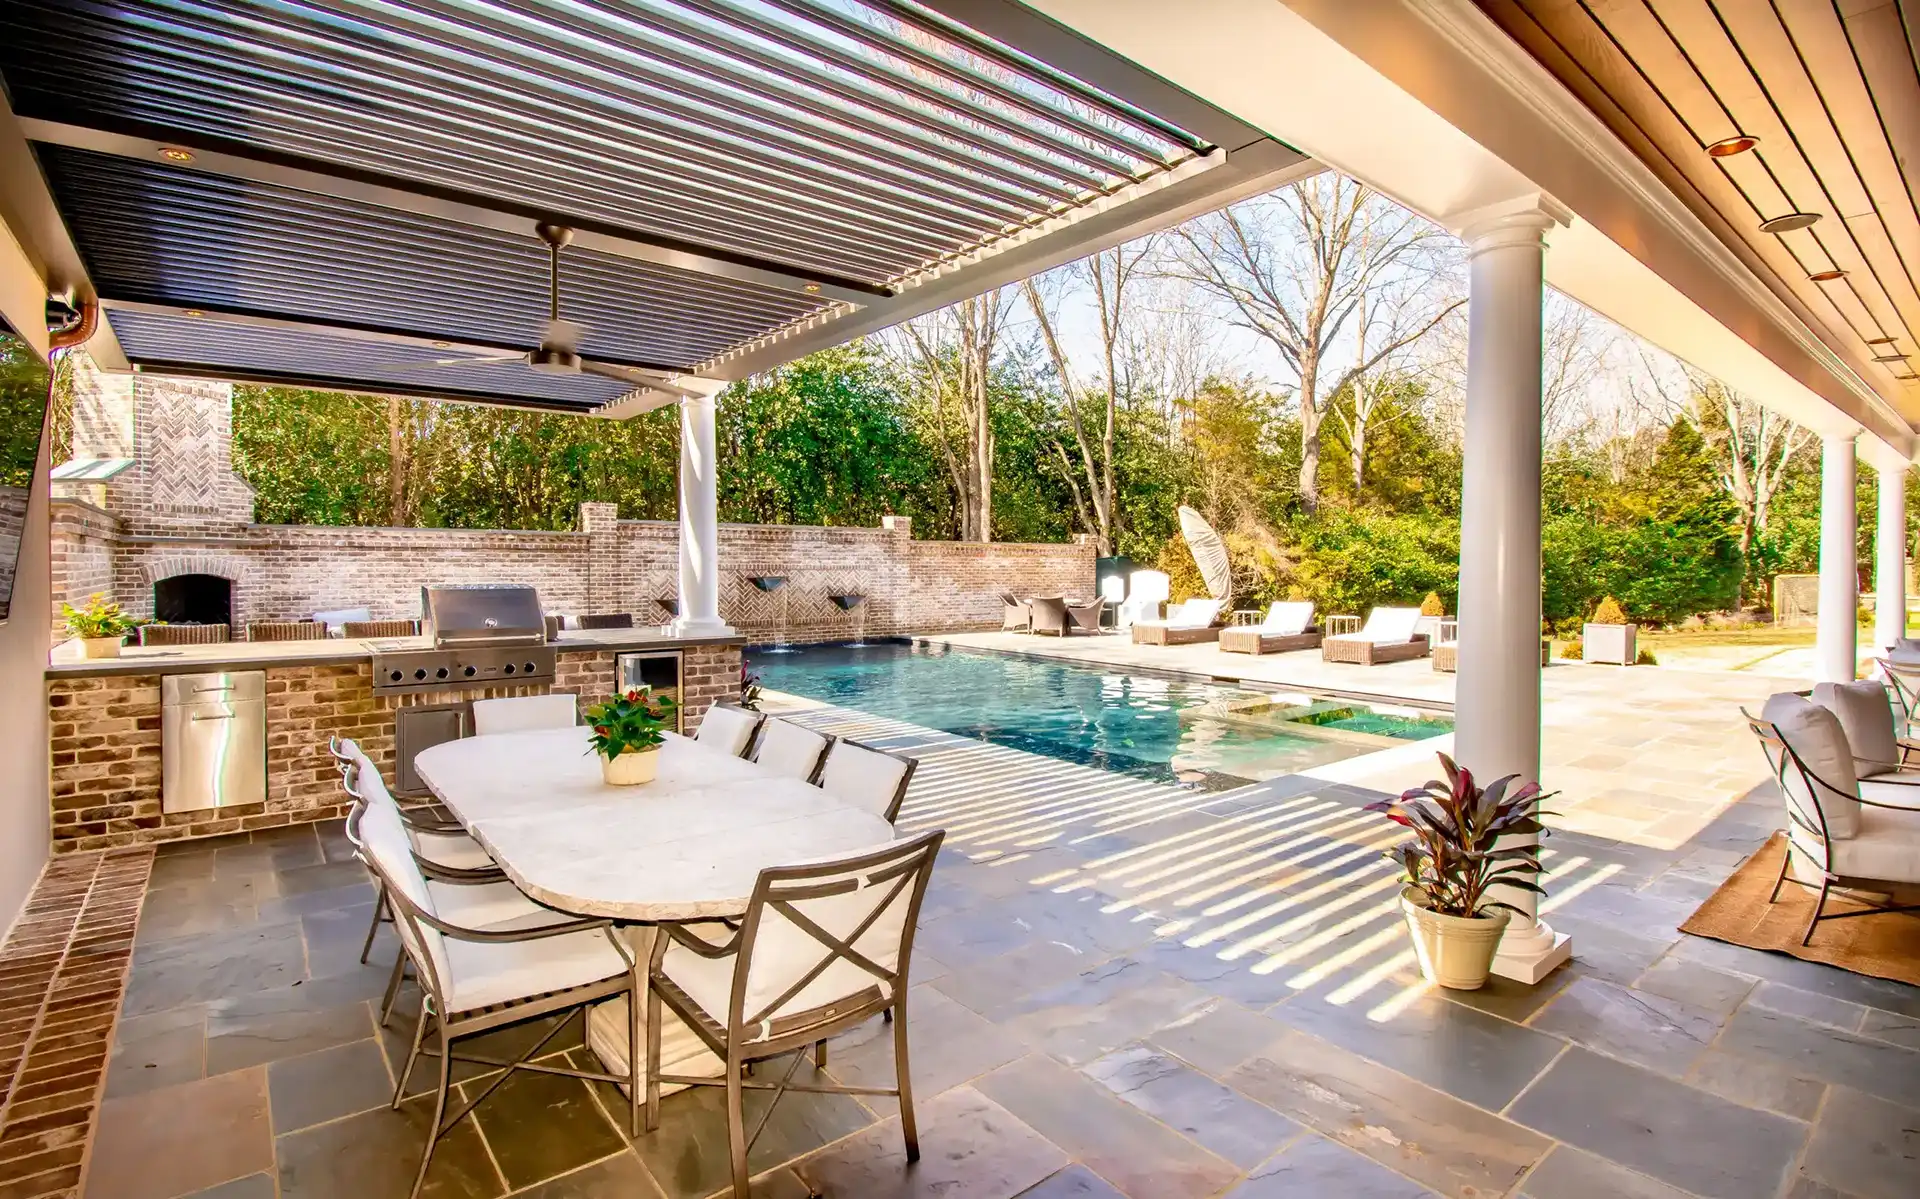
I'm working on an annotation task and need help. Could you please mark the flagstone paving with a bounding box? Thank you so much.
[45,699,1920,1197]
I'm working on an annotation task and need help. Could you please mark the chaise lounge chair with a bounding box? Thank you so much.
[1219,602,1320,655]
[1321,606,1429,665]
[1131,598,1225,646]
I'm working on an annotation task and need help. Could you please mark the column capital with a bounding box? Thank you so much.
[1445,193,1574,253]
[675,376,727,403]
[1822,429,1860,449]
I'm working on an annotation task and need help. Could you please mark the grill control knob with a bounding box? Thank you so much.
[435,667,449,680]
[524,662,537,673]
[413,668,428,681]
[463,665,477,678]
[503,663,516,675]
[388,670,403,682]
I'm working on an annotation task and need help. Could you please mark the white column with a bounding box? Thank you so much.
[1816,434,1858,683]
[1875,460,1908,652]
[1451,196,1572,986]
[670,381,734,637]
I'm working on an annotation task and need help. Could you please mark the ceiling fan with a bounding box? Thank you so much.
[389,223,698,399]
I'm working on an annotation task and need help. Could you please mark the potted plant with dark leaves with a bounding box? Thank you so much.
[62,593,138,659]
[1366,753,1552,990]
[740,665,764,713]
[584,688,678,786]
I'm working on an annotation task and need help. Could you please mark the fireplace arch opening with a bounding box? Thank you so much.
[154,574,232,627]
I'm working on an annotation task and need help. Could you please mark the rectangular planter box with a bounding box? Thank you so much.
[1583,622,1638,665]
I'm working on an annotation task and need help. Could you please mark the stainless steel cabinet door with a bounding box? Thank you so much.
[162,699,267,813]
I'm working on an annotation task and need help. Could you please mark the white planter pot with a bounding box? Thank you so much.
[1398,888,1511,990]
[1582,622,1638,665]
[79,636,123,660]
[600,747,660,786]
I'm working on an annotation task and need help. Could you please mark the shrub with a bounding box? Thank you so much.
[1420,592,1445,617]
[1560,639,1584,660]
[1591,595,1629,625]
[1635,647,1658,666]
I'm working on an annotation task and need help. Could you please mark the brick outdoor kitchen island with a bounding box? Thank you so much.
[44,627,742,855]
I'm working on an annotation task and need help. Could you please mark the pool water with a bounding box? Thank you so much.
[746,641,1450,789]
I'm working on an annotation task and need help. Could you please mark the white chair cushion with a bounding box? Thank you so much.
[1168,598,1223,629]
[1763,693,1861,838]
[440,927,630,1014]
[411,829,495,872]
[428,880,564,931]
[819,743,910,820]
[357,802,452,987]
[1794,806,1920,884]
[1261,602,1314,635]
[695,705,760,757]
[1858,775,1920,811]
[1358,607,1422,644]
[472,694,577,736]
[753,718,830,781]
[1813,680,1901,775]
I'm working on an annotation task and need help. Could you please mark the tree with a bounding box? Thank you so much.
[896,289,1013,542]
[1688,377,1813,555]
[1168,174,1460,511]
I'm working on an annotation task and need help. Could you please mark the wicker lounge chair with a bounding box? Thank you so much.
[1028,596,1071,636]
[1001,593,1031,633]
[1131,598,1225,646]
[1219,602,1320,655]
[1321,607,1429,665]
[247,620,328,642]
[343,619,421,639]
[139,623,230,646]
[1431,623,1551,673]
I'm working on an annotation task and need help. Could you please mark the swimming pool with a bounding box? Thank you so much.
[746,641,1450,788]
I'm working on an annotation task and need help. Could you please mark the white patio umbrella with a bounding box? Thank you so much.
[1178,505,1233,605]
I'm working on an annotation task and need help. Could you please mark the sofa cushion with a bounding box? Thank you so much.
[1813,680,1901,775]
[1793,806,1920,884]
[1762,693,1860,838]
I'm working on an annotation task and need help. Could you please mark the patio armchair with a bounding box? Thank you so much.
[357,800,644,1199]
[139,623,230,646]
[1813,679,1920,776]
[1027,595,1071,636]
[578,612,636,630]
[1745,693,1920,945]
[1067,597,1106,634]
[1131,597,1225,646]
[1320,606,1430,666]
[748,716,834,782]
[1000,592,1031,633]
[695,703,764,758]
[817,737,918,824]
[247,619,328,642]
[1219,602,1320,656]
[471,694,577,736]
[643,831,945,1199]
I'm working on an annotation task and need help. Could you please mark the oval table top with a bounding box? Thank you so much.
[413,726,897,921]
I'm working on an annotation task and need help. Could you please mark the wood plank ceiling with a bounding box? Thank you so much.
[1480,0,1920,408]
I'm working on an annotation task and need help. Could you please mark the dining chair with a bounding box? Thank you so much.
[356,801,644,1199]
[578,612,636,629]
[694,703,763,758]
[471,693,577,736]
[817,738,918,824]
[645,830,945,1199]
[748,717,834,782]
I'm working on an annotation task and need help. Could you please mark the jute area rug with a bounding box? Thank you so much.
[1679,832,1920,988]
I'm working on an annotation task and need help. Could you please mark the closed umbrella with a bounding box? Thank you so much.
[1178,505,1233,605]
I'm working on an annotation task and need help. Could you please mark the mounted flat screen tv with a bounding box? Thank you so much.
[0,323,52,624]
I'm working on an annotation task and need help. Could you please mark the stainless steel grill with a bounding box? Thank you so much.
[371,584,554,696]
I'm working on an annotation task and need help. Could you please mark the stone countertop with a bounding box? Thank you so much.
[44,627,746,679]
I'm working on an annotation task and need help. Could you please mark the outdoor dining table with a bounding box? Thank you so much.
[412,724,897,1092]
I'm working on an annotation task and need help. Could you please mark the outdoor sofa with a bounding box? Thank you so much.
[1131,598,1225,646]
[1320,606,1430,665]
[1219,602,1320,655]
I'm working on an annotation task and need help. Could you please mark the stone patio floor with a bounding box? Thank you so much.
[58,699,1920,1199]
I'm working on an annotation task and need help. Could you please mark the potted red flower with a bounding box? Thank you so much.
[584,688,678,786]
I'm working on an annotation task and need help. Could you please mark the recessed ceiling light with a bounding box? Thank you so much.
[181,309,203,318]
[158,146,195,164]
[432,341,450,348]
[1868,336,1900,345]
[803,283,821,294]
[1707,134,1759,157]
[1808,268,1848,282]
[1760,212,1821,233]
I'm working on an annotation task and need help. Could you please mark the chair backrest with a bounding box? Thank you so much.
[818,740,917,823]
[1261,601,1314,635]
[140,623,230,646]
[1813,680,1900,776]
[355,800,451,994]
[750,717,834,781]
[1169,598,1222,629]
[1757,693,1860,839]
[695,703,763,757]
[1358,606,1421,644]
[313,606,373,634]
[1128,570,1171,604]
[472,693,577,736]
[578,612,635,630]
[343,618,420,639]
[249,620,327,642]
[726,830,943,1045]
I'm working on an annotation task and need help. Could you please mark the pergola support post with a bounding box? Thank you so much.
[1450,195,1572,986]
[671,379,734,639]
[1875,458,1907,653]
[1817,434,1858,682]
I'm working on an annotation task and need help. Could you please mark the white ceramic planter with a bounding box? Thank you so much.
[79,636,123,660]
[600,747,660,786]
[1582,621,1638,665]
[1399,888,1511,990]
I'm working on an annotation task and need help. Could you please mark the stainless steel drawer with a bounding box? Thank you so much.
[162,671,267,814]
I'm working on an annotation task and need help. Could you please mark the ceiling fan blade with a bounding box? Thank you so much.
[383,354,523,372]
[580,360,701,399]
